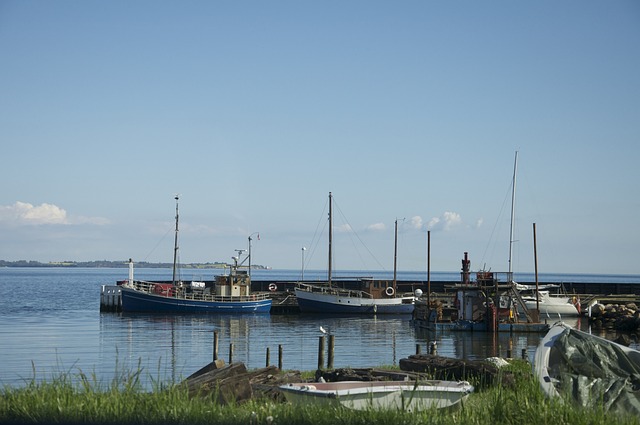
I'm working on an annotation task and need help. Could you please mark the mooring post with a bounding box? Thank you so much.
[416,343,421,355]
[327,335,335,369]
[229,343,234,364]
[278,344,283,370]
[522,348,528,360]
[213,330,219,361]
[317,335,325,370]
[265,347,270,367]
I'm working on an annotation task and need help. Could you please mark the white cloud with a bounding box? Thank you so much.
[0,201,67,225]
[0,201,108,226]
[335,223,352,233]
[408,216,423,230]
[367,222,386,232]
[427,211,462,231]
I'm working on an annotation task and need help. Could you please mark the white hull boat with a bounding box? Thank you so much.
[522,291,580,317]
[279,380,473,411]
[296,193,415,315]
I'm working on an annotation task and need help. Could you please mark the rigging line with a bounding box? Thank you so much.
[142,224,174,263]
[304,196,329,271]
[479,178,513,270]
[332,198,386,271]
[305,215,328,273]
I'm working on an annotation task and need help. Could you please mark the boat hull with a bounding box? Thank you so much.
[279,380,473,411]
[121,287,272,313]
[416,319,550,333]
[295,288,414,314]
[523,299,580,317]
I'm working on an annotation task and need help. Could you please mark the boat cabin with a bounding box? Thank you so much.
[215,269,251,297]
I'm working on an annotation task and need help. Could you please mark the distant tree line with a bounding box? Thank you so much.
[0,260,269,269]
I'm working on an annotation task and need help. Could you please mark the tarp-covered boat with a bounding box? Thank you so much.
[534,322,640,416]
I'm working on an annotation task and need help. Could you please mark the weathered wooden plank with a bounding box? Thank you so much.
[399,354,515,389]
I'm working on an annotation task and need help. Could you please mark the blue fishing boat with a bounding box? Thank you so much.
[119,196,271,314]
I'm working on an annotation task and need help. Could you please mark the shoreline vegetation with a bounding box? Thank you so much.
[0,260,269,269]
[1,360,638,425]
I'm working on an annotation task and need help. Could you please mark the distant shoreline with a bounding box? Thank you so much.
[0,260,269,269]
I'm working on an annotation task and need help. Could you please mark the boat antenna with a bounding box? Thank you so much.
[508,151,518,283]
[248,232,259,277]
[172,194,180,286]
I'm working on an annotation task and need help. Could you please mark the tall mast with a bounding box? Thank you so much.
[172,195,180,286]
[328,192,333,287]
[393,219,398,293]
[508,151,518,282]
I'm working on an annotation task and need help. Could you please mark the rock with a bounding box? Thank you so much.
[485,357,510,368]
[589,302,640,332]
[614,334,631,346]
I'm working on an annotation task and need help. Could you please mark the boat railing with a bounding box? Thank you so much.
[295,282,373,299]
[126,279,271,302]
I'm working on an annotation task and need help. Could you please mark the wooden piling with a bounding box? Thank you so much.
[265,347,270,367]
[278,344,283,370]
[229,343,234,364]
[213,331,219,361]
[317,336,325,370]
[327,335,335,369]
[416,344,421,355]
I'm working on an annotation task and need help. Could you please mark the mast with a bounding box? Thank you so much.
[328,192,333,287]
[172,195,180,286]
[427,230,431,306]
[533,222,540,313]
[248,232,258,278]
[393,219,398,294]
[508,151,518,283]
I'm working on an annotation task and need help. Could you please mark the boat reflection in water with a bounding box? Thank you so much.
[414,316,585,361]
[99,313,418,387]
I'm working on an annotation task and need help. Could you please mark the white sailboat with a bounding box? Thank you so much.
[294,192,416,315]
[516,283,581,317]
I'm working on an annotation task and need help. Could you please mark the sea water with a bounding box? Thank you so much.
[0,267,638,389]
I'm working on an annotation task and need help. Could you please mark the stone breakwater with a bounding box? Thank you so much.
[588,302,640,332]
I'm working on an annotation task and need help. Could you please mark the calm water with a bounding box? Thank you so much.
[1,267,638,390]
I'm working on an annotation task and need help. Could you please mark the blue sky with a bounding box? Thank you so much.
[1,1,639,275]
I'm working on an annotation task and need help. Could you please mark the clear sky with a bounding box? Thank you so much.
[1,1,639,275]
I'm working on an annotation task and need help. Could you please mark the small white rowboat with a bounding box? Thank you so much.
[279,380,473,411]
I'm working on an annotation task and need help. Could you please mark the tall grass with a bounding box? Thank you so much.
[1,360,639,425]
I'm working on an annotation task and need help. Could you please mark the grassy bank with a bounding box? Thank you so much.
[1,361,638,425]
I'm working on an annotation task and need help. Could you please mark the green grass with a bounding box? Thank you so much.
[1,360,639,425]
